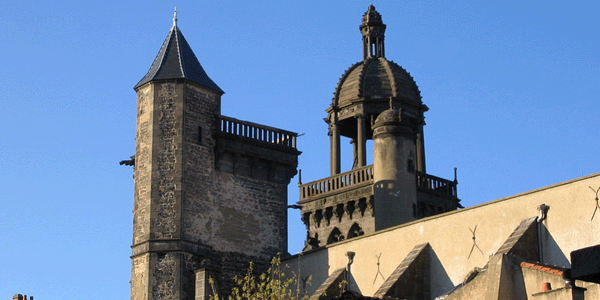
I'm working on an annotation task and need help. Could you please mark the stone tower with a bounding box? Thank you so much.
[130,13,300,300]
[299,5,461,250]
[325,5,427,176]
[372,107,418,229]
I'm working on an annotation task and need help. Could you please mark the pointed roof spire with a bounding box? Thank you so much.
[173,7,178,27]
[134,10,224,94]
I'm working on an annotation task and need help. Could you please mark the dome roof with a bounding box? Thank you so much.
[373,108,401,126]
[332,57,421,107]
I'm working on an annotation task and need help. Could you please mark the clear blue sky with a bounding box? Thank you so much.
[1,1,598,298]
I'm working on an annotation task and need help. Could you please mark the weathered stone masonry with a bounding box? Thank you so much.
[129,17,300,300]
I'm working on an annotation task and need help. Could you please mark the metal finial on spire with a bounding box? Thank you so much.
[173,7,178,27]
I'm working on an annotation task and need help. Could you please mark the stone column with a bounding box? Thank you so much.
[330,122,341,175]
[356,115,366,167]
[350,139,357,169]
[416,125,426,173]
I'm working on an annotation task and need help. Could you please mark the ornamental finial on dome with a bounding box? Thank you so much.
[360,5,386,59]
[362,4,383,25]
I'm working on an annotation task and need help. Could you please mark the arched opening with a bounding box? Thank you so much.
[347,223,364,239]
[327,227,345,244]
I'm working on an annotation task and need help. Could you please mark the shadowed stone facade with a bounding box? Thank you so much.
[130,15,299,300]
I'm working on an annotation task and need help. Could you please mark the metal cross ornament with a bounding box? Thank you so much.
[468,225,484,259]
[373,253,386,284]
[589,186,600,221]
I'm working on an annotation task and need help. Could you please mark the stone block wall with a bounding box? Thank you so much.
[301,190,374,250]
[132,83,153,246]
[131,80,299,300]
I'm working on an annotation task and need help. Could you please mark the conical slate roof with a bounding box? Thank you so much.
[134,21,223,94]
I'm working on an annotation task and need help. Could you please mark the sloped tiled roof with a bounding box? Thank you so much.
[520,262,567,276]
[134,22,223,94]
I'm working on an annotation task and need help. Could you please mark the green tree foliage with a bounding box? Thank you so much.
[211,255,310,300]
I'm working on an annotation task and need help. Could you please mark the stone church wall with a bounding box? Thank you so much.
[288,172,600,298]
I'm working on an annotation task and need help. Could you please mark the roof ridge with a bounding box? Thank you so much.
[380,58,397,98]
[174,26,185,79]
[358,57,373,98]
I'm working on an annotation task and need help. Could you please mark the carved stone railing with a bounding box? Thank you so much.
[217,115,297,149]
[299,166,457,202]
[299,165,374,202]
[416,171,457,198]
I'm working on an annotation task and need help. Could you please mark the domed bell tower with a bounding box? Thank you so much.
[326,4,428,175]
[298,5,460,251]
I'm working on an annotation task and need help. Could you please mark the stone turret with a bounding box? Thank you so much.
[129,11,299,300]
[372,107,418,229]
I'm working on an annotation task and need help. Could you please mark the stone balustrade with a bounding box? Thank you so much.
[416,171,458,198]
[299,165,374,202]
[218,115,297,149]
[299,166,458,202]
